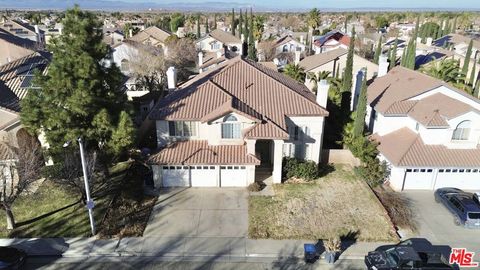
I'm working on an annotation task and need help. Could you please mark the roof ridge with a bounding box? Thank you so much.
[239,57,327,113]
[397,130,421,166]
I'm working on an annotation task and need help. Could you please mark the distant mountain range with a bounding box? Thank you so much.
[0,0,478,12]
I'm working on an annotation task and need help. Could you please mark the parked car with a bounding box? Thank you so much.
[434,187,480,228]
[0,246,27,270]
[365,241,453,270]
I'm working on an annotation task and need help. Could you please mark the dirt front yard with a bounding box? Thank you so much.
[249,165,397,241]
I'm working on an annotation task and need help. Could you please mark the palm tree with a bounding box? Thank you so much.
[307,71,331,93]
[283,64,306,83]
[421,58,471,93]
[307,8,321,31]
[327,77,343,105]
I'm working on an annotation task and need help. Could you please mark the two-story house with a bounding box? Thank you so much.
[367,66,480,191]
[273,35,306,55]
[312,30,350,54]
[196,29,242,54]
[128,26,171,48]
[148,56,329,187]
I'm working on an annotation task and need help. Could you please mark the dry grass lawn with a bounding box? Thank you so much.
[249,165,397,241]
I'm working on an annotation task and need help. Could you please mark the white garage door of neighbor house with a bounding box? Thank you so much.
[191,166,218,187]
[220,166,247,187]
[434,168,480,190]
[162,166,190,187]
[403,168,435,190]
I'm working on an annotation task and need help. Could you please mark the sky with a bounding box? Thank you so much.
[123,0,479,10]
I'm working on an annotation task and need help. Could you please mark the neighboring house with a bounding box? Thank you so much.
[111,40,163,98]
[0,29,37,65]
[392,23,416,37]
[273,35,306,54]
[197,48,236,73]
[299,47,379,110]
[433,34,480,58]
[0,20,44,44]
[196,29,242,54]
[0,52,50,162]
[148,56,329,188]
[128,26,171,48]
[367,66,480,191]
[103,29,124,46]
[312,30,350,54]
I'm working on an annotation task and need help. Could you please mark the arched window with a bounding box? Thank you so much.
[452,120,471,141]
[221,115,240,139]
[282,45,288,52]
[120,59,129,72]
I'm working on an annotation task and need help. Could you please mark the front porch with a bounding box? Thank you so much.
[247,139,284,185]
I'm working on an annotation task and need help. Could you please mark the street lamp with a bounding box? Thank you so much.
[63,138,96,236]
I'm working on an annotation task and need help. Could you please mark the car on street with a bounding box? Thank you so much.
[0,246,27,270]
[434,187,480,228]
[365,241,453,270]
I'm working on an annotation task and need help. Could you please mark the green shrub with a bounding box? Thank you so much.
[282,157,319,181]
[354,158,390,187]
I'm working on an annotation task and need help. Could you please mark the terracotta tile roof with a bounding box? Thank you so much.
[375,128,480,167]
[298,48,347,71]
[368,66,476,115]
[258,61,278,71]
[148,140,260,165]
[0,52,49,112]
[243,120,289,140]
[206,29,241,44]
[384,100,418,115]
[199,49,236,69]
[339,35,351,46]
[150,56,328,139]
[129,26,171,44]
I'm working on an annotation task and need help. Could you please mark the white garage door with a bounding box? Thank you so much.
[191,166,218,187]
[162,166,190,187]
[434,168,480,190]
[220,166,247,187]
[403,168,434,190]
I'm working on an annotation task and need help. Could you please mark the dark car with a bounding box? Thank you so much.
[0,246,27,270]
[434,188,480,228]
[365,242,453,270]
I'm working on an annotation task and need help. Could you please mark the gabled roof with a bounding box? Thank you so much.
[129,26,171,44]
[203,29,241,44]
[273,36,302,48]
[0,52,50,112]
[150,56,328,139]
[313,31,350,47]
[374,127,480,167]
[0,29,36,65]
[298,48,347,71]
[433,33,480,49]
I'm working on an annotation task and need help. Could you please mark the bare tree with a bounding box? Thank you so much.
[128,45,166,93]
[0,133,44,230]
[164,37,196,82]
[258,40,277,61]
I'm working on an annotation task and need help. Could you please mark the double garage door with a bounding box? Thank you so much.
[403,168,480,190]
[161,165,247,187]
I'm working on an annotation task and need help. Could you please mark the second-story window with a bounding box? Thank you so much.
[221,115,241,139]
[169,121,197,137]
[452,120,471,141]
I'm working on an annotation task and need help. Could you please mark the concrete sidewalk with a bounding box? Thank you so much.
[0,237,393,261]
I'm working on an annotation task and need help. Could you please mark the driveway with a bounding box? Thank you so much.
[143,188,248,237]
[405,191,479,255]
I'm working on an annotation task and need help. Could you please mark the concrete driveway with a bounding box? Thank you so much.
[143,188,248,237]
[405,191,479,254]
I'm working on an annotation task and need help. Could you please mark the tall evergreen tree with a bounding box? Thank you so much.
[400,45,407,67]
[196,15,201,38]
[353,70,368,138]
[373,36,382,64]
[342,26,355,94]
[205,16,209,34]
[231,8,235,36]
[462,39,473,76]
[20,5,133,157]
[213,13,217,30]
[239,9,243,36]
[390,38,398,70]
[247,8,257,61]
[437,19,444,39]
[444,19,451,35]
[469,59,476,86]
[244,9,249,38]
[452,16,457,33]
[474,79,480,98]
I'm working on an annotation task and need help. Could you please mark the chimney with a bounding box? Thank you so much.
[166,66,177,90]
[416,37,421,43]
[240,34,245,56]
[273,58,279,66]
[34,24,41,43]
[378,55,388,77]
[300,35,304,44]
[294,49,301,65]
[198,51,204,67]
[426,37,433,46]
[254,40,258,49]
[216,51,222,58]
[316,80,329,108]
[129,28,133,38]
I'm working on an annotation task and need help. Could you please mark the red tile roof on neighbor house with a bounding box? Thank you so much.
[148,140,260,165]
[374,128,480,168]
[150,56,328,139]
